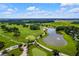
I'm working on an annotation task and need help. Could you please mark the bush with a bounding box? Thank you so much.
[30,25,40,30]
[56,26,65,31]
[0,42,4,49]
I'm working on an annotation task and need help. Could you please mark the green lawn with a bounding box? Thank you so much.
[28,45,53,56]
[0,23,43,51]
[0,22,79,56]
[32,48,47,56]
[7,48,22,56]
[43,21,79,28]
[0,36,18,50]
[0,24,43,43]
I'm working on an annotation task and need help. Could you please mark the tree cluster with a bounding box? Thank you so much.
[30,24,40,30]
[0,25,20,37]
[0,42,4,49]
[56,26,79,40]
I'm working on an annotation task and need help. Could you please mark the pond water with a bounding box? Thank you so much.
[43,28,67,47]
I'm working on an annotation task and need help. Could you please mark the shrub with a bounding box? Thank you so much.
[30,25,40,30]
[0,42,4,49]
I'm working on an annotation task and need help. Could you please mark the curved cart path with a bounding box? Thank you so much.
[0,45,18,56]
[35,40,68,56]
[20,46,28,56]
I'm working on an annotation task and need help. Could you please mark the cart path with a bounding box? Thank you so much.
[20,45,28,56]
[0,45,18,56]
[35,40,69,56]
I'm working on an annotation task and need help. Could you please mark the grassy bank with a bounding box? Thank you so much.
[7,48,22,56]
[28,45,53,56]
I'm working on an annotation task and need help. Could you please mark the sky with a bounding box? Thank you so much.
[0,3,79,18]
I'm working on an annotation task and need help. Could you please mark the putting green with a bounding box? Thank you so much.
[28,45,52,56]
[26,35,35,41]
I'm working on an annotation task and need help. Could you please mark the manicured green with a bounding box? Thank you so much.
[0,23,43,51]
[32,48,47,56]
[26,35,36,41]
[0,24,43,43]
[0,36,17,50]
[0,22,79,56]
[28,45,53,56]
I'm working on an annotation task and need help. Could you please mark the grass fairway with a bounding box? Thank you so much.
[28,45,53,56]
[0,24,43,43]
[0,36,17,50]
[0,22,78,56]
[0,23,43,50]
[32,48,47,56]
[7,48,22,56]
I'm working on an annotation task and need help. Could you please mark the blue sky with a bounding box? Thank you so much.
[0,3,79,18]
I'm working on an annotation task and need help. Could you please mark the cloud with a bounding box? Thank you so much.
[60,3,79,9]
[57,3,79,13]
[0,4,8,10]
[60,3,79,7]
[25,6,52,18]
[0,3,79,18]
[60,3,74,7]
[68,8,79,13]
[17,4,79,18]
[26,6,39,11]
[0,4,18,15]
[2,8,18,15]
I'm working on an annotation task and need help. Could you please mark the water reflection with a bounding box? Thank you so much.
[43,28,67,47]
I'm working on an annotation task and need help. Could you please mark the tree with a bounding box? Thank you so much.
[39,34,43,38]
[2,50,8,55]
[12,27,19,32]
[11,54,15,56]
[30,25,40,30]
[13,31,20,37]
[0,42,4,49]
[53,50,59,56]
[0,25,6,29]
[23,24,28,27]
[56,26,65,31]
[75,41,79,56]
[76,35,79,39]
[18,44,22,48]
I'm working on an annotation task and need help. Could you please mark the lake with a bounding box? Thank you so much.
[43,28,67,47]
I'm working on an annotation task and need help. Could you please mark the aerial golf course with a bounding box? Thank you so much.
[0,20,79,56]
